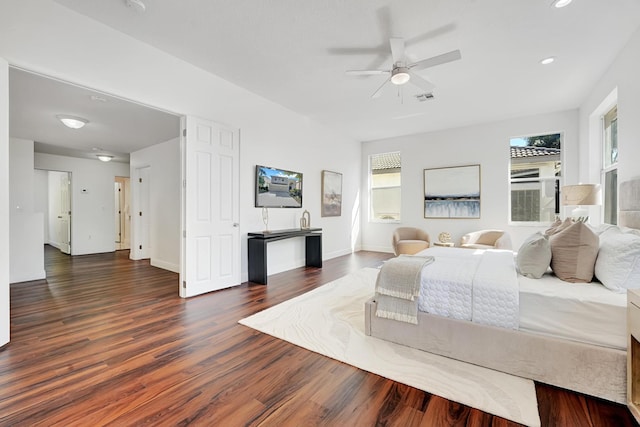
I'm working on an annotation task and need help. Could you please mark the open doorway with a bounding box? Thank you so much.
[114,176,130,250]
[34,169,72,255]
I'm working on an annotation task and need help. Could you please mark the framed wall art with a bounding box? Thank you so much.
[424,164,481,219]
[321,170,342,217]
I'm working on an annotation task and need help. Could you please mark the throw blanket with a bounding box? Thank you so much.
[375,255,435,324]
[418,249,519,329]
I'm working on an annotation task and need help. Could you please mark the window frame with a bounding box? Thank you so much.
[601,105,618,225]
[508,133,563,226]
[369,152,401,223]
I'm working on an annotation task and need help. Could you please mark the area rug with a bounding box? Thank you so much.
[239,268,540,426]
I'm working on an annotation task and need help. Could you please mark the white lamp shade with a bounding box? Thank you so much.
[561,184,601,206]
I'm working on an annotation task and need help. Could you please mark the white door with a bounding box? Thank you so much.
[135,167,151,259]
[114,177,131,250]
[181,116,240,298]
[58,172,71,254]
[114,181,122,247]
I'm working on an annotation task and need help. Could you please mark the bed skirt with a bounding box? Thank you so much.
[364,298,626,404]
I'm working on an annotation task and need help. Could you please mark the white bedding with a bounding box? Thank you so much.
[519,273,627,350]
[417,248,519,329]
[414,247,627,350]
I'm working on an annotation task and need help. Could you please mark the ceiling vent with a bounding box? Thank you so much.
[415,93,434,102]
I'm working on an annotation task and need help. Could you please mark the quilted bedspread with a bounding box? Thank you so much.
[417,248,519,329]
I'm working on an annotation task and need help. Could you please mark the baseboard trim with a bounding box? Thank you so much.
[151,259,180,273]
[10,269,47,284]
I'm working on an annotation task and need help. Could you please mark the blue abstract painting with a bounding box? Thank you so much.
[424,165,481,218]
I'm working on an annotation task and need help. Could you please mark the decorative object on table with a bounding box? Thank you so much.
[261,207,269,232]
[424,164,481,219]
[300,209,311,229]
[561,184,601,222]
[321,170,343,217]
[438,232,452,243]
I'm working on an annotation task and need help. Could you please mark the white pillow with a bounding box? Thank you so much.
[595,232,640,292]
[516,232,551,279]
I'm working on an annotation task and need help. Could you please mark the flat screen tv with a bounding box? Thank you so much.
[255,165,303,208]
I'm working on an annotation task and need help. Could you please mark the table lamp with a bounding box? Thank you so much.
[561,184,601,221]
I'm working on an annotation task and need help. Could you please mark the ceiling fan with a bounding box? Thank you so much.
[346,37,461,98]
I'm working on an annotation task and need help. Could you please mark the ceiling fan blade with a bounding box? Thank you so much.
[409,49,462,71]
[408,72,435,92]
[371,78,390,99]
[389,37,405,64]
[346,69,389,76]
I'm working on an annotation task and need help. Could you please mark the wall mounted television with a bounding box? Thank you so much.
[255,165,303,208]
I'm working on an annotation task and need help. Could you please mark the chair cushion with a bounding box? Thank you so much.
[396,240,430,255]
[460,243,494,249]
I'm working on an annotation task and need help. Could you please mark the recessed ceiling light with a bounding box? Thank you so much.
[57,115,89,129]
[97,155,114,162]
[552,0,573,8]
[540,57,555,65]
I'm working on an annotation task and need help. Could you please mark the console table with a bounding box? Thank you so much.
[248,228,322,284]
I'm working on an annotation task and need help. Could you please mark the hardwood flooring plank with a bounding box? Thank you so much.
[0,245,634,426]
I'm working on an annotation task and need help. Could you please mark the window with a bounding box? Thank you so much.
[370,152,401,221]
[602,106,618,224]
[509,134,561,223]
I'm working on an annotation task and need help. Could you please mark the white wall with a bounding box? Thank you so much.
[0,0,361,283]
[34,153,130,255]
[34,169,49,242]
[9,137,45,283]
[130,137,181,273]
[1,58,10,346]
[361,110,579,252]
[579,26,640,185]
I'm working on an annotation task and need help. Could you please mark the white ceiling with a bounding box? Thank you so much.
[9,68,180,163]
[13,0,640,155]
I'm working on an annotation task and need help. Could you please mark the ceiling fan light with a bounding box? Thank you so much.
[97,155,113,162]
[57,115,88,129]
[391,68,411,85]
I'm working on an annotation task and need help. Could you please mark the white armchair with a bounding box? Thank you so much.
[460,230,512,250]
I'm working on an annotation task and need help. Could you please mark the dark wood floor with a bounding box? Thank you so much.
[0,246,636,426]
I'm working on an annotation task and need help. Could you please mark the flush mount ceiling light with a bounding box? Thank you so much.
[390,67,411,85]
[540,56,555,65]
[552,0,573,8]
[97,155,114,162]
[125,0,146,13]
[57,115,88,129]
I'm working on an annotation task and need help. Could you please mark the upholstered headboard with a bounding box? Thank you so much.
[619,178,640,229]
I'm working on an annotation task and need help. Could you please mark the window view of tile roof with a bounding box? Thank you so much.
[510,146,560,159]
[371,152,401,170]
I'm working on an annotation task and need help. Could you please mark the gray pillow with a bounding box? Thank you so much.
[516,232,552,279]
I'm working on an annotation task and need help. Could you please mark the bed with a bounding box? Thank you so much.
[365,178,640,404]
